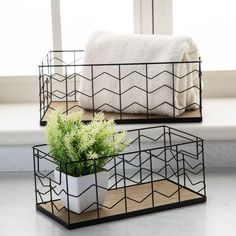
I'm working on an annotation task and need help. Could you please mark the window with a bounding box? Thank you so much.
[0,0,52,75]
[151,0,236,97]
[1,0,235,102]
[60,0,134,50]
[173,0,236,71]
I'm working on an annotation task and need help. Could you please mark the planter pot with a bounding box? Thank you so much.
[54,169,109,214]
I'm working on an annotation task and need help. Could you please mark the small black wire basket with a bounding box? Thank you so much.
[39,50,203,126]
[33,125,206,229]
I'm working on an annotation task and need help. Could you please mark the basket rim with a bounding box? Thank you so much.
[39,50,201,68]
[32,125,204,165]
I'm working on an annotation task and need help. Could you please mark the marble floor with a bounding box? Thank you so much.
[0,168,236,236]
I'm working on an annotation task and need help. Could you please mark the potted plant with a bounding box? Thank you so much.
[46,111,129,214]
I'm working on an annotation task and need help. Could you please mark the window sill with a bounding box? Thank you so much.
[0,98,236,146]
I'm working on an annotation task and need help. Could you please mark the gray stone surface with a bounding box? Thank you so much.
[0,168,236,236]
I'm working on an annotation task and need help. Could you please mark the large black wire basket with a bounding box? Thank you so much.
[33,125,206,229]
[39,50,203,126]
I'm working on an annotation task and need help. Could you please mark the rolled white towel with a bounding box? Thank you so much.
[78,31,200,116]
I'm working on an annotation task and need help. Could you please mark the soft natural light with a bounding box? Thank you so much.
[60,0,134,50]
[173,0,236,71]
[0,0,52,75]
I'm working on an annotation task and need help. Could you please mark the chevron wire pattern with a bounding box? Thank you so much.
[39,50,202,126]
[33,125,206,229]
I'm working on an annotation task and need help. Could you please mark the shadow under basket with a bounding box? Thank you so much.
[39,50,203,126]
[33,125,206,229]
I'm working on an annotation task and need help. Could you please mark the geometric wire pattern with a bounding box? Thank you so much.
[33,125,206,229]
[39,50,203,126]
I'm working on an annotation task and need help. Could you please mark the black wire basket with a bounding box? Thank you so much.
[39,50,203,126]
[33,125,206,229]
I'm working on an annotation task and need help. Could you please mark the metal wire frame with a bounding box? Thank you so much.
[32,125,206,229]
[39,50,202,126]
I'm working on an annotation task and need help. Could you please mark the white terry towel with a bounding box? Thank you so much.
[78,31,200,116]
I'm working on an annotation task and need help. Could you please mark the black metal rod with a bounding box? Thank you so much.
[36,150,41,174]
[145,64,149,118]
[46,55,49,107]
[49,51,53,103]
[65,66,68,115]
[39,66,42,124]
[149,150,155,207]
[50,49,84,53]
[114,158,118,189]
[182,153,186,187]
[65,165,71,224]
[201,140,207,196]
[47,54,49,78]
[46,55,49,109]
[94,160,100,219]
[74,51,77,101]
[198,59,202,118]
[176,146,181,202]
[33,148,38,205]
[42,64,46,116]
[172,63,175,117]
[138,130,142,184]
[49,178,54,214]
[168,127,172,147]
[39,59,202,68]
[122,155,128,213]
[163,126,167,178]
[118,65,122,120]
[91,65,95,118]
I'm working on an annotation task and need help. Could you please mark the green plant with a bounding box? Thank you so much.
[46,110,130,177]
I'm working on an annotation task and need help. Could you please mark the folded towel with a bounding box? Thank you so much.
[78,31,200,116]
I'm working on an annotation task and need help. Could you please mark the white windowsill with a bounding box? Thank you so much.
[0,98,236,146]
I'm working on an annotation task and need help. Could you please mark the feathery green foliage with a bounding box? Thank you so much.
[46,110,130,177]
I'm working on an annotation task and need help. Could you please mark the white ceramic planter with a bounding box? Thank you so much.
[54,169,109,214]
